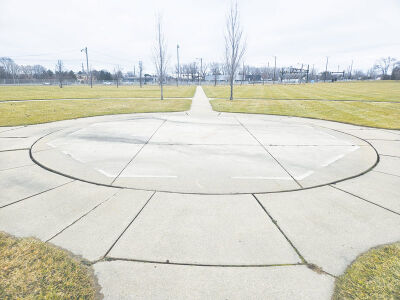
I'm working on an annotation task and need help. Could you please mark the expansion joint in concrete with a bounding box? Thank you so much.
[252,194,306,264]
[0,180,75,209]
[102,191,156,258]
[330,184,400,216]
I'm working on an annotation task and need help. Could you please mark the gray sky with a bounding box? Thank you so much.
[1,0,399,74]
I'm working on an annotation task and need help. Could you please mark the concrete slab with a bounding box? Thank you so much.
[114,144,299,193]
[0,149,34,171]
[368,140,400,157]
[0,136,38,151]
[239,118,367,146]
[0,181,117,241]
[0,164,72,207]
[267,144,377,186]
[0,127,20,133]
[334,171,400,214]
[94,261,334,300]
[343,128,400,140]
[257,186,400,275]
[32,148,118,185]
[150,115,258,145]
[51,189,153,261]
[108,192,301,265]
[374,155,400,177]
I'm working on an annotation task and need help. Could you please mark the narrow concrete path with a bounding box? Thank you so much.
[189,86,216,116]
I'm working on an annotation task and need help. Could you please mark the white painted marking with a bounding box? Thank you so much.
[320,146,359,167]
[294,170,315,180]
[95,169,118,177]
[231,176,293,180]
[121,175,178,178]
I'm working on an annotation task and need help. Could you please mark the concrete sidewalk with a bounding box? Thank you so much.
[0,87,399,299]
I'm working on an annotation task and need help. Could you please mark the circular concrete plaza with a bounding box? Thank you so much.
[31,114,377,194]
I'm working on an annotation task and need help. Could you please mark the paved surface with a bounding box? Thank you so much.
[1,86,400,299]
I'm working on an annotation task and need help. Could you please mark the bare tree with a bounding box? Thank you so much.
[189,62,198,82]
[138,61,143,87]
[0,57,18,84]
[224,1,246,100]
[113,65,122,88]
[153,15,168,100]
[200,63,208,83]
[55,60,64,88]
[374,56,397,77]
[210,62,220,86]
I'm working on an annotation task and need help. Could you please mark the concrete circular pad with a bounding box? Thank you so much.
[31,114,377,194]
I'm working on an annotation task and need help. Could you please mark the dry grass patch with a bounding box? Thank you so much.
[0,98,191,126]
[0,232,97,299]
[333,242,400,300]
[210,99,400,129]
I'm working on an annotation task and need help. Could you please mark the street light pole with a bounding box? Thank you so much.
[176,44,180,87]
[324,56,329,82]
[81,47,92,88]
[196,57,202,85]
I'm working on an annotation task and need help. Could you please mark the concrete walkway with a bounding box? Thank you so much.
[189,85,217,116]
[1,87,400,299]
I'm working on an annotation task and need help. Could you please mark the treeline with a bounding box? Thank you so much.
[0,57,114,83]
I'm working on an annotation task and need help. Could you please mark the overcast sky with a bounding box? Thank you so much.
[1,0,399,74]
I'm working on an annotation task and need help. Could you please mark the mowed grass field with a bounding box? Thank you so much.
[0,99,191,126]
[0,85,196,101]
[211,99,400,129]
[208,81,400,129]
[204,81,400,102]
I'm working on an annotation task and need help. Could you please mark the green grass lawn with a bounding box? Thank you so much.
[204,81,400,102]
[210,99,400,129]
[0,232,97,299]
[0,98,191,126]
[333,242,400,300]
[0,85,196,101]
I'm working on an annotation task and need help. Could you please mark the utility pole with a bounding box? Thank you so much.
[176,44,180,86]
[324,56,329,82]
[196,57,202,85]
[273,56,277,84]
[349,60,353,80]
[306,64,309,83]
[81,47,92,88]
[242,62,245,84]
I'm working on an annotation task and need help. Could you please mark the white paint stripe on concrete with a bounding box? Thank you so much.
[231,176,293,180]
[121,175,178,178]
[294,170,315,180]
[321,146,359,167]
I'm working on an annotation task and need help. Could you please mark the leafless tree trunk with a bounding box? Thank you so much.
[153,15,168,100]
[210,62,220,86]
[224,1,245,100]
[139,61,143,88]
[200,63,208,83]
[114,65,122,88]
[55,60,64,88]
